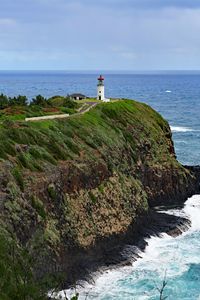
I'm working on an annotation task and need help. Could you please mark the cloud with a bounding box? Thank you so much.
[56,0,200,11]
[0,18,16,26]
[80,0,200,9]
[0,0,200,70]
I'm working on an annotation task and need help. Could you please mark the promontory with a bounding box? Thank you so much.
[0,99,199,298]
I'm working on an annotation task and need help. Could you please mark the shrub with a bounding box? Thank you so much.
[17,152,30,168]
[89,191,97,204]
[31,95,48,107]
[47,139,68,160]
[12,167,24,191]
[63,97,78,109]
[0,93,9,109]
[60,107,76,115]
[48,96,65,107]
[8,95,28,106]
[64,139,80,155]
[48,183,57,200]
[2,119,15,128]
[29,146,57,165]
[0,230,67,300]
[31,196,47,220]
[98,184,104,193]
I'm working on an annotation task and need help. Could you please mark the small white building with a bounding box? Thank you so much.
[97,75,110,102]
[70,93,86,101]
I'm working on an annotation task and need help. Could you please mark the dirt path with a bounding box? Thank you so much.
[77,102,98,114]
[25,102,98,122]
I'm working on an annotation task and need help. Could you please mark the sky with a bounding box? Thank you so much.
[0,0,200,71]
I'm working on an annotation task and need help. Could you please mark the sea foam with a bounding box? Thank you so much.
[184,195,200,231]
[170,126,194,133]
[55,195,200,299]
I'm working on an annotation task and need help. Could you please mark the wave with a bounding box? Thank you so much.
[53,195,200,299]
[165,195,200,231]
[184,195,200,231]
[170,126,194,133]
[165,90,172,93]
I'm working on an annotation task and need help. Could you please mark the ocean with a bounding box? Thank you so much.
[1,71,199,165]
[1,71,200,299]
[72,196,200,300]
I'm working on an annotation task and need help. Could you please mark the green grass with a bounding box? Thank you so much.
[0,103,76,123]
[12,167,24,191]
[76,98,119,104]
[31,195,47,220]
[48,96,65,106]
[0,99,185,299]
[0,100,176,175]
[75,98,105,104]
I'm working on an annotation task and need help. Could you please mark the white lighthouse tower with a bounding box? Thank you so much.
[97,75,110,102]
[97,75,105,101]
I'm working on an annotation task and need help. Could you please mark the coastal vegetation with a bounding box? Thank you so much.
[0,94,79,121]
[0,98,174,169]
[0,99,197,298]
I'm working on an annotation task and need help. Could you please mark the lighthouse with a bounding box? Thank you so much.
[97,75,110,102]
[97,75,105,101]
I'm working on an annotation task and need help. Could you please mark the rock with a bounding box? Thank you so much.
[0,100,199,288]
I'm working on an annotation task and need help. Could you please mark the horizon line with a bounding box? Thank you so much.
[1,69,200,74]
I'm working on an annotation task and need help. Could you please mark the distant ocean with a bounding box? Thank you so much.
[1,71,200,165]
[1,71,200,299]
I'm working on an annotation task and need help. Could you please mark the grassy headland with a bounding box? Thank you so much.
[0,94,81,122]
[0,98,196,298]
[0,97,174,169]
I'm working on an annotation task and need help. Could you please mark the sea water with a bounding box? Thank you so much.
[1,71,200,299]
[1,71,200,165]
[62,196,200,300]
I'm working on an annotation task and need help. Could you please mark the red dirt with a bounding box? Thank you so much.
[42,107,60,113]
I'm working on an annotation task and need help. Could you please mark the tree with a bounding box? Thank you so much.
[0,93,9,109]
[0,229,65,300]
[8,95,28,107]
[0,232,44,299]
[16,95,28,106]
[63,97,78,109]
[31,95,48,107]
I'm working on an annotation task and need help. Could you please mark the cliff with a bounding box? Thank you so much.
[0,100,199,287]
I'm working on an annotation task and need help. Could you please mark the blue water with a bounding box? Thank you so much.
[73,196,200,300]
[1,71,200,299]
[1,71,199,165]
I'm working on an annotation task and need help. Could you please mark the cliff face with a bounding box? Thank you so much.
[0,100,198,283]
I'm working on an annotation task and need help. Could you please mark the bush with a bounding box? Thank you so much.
[64,139,80,155]
[0,230,68,300]
[31,196,47,220]
[0,93,9,109]
[48,183,57,200]
[48,96,65,107]
[89,191,97,204]
[60,107,76,115]
[47,139,68,160]
[63,97,78,109]
[9,95,28,106]
[12,167,24,191]
[2,119,15,128]
[29,146,57,165]
[31,95,48,107]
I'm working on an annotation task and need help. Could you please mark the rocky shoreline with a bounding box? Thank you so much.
[1,100,200,297]
[63,204,192,289]
[59,163,200,289]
